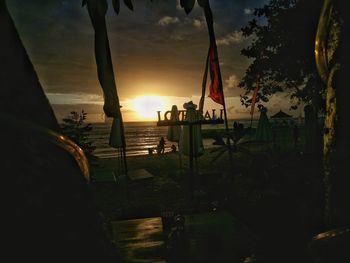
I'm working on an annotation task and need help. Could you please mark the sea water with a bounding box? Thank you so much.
[88,119,258,158]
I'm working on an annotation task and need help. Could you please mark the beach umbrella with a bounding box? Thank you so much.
[109,115,127,177]
[109,117,123,147]
[84,1,128,177]
[254,107,273,142]
[167,105,181,143]
[167,105,183,172]
[237,107,273,145]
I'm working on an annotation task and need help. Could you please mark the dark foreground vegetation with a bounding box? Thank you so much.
[89,131,339,262]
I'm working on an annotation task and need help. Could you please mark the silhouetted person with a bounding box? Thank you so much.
[158,137,165,154]
[171,144,177,153]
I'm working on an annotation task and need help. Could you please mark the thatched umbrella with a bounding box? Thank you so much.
[254,107,273,142]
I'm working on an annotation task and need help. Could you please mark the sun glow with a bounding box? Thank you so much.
[132,96,166,120]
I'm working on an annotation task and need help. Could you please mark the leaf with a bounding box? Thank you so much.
[112,0,120,14]
[181,0,195,14]
[82,0,87,7]
[123,0,133,11]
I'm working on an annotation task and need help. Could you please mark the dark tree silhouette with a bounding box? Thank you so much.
[239,0,324,112]
[61,110,96,159]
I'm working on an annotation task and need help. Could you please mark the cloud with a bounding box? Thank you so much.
[221,74,242,98]
[217,31,244,46]
[192,18,204,28]
[170,33,185,41]
[46,93,103,105]
[51,103,104,123]
[183,17,205,29]
[225,74,239,89]
[158,15,204,29]
[158,16,180,26]
[228,105,235,114]
[244,8,254,15]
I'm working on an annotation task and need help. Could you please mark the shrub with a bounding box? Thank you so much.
[60,110,96,159]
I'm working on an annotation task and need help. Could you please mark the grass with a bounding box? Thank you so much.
[89,125,323,261]
[90,123,308,220]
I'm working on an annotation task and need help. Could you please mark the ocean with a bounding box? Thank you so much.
[88,119,259,158]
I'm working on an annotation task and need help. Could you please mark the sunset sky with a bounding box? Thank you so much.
[7,0,300,122]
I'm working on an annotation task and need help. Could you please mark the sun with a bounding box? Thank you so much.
[132,96,166,120]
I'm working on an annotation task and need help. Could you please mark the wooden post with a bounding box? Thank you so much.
[157,115,223,201]
[189,124,194,200]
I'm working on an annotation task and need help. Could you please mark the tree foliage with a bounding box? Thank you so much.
[61,110,96,158]
[239,0,324,111]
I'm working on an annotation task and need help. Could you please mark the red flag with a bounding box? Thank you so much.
[250,76,260,116]
[208,44,224,105]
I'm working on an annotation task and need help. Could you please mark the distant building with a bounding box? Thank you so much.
[270,110,295,127]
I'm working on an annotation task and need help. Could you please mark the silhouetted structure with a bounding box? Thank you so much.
[270,109,294,127]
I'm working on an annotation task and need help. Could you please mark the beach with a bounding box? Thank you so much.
[86,117,311,262]
[89,136,313,262]
[89,122,305,218]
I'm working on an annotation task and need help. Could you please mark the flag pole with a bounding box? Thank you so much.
[199,47,210,113]
[202,1,232,155]
[221,93,232,147]
[119,112,128,176]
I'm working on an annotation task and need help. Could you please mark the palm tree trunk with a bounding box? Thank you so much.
[317,0,350,227]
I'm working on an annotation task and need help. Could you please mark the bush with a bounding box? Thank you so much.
[60,110,96,159]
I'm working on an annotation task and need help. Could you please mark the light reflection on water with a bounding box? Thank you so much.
[89,122,221,158]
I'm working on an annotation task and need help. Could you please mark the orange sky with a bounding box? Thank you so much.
[8,0,301,123]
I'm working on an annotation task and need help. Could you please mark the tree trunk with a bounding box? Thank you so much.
[318,0,350,228]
